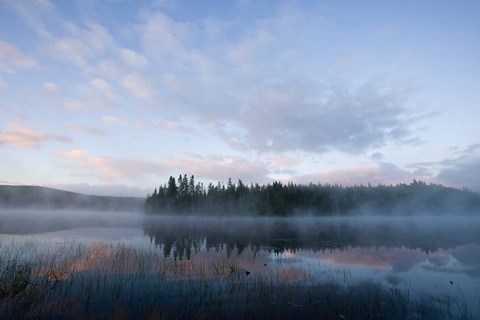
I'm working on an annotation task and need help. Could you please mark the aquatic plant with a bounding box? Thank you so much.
[0,240,474,319]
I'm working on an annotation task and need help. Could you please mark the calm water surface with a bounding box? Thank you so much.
[1,210,479,318]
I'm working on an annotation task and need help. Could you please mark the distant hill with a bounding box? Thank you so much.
[0,185,144,211]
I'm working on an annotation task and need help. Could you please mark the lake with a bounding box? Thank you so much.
[0,210,479,319]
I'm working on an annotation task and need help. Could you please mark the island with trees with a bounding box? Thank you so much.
[145,175,480,216]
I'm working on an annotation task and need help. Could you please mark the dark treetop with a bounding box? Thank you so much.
[145,175,480,216]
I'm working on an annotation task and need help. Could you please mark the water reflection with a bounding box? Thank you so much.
[1,213,480,318]
[141,215,480,318]
[143,216,480,257]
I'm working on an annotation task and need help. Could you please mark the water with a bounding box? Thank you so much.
[0,210,479,319]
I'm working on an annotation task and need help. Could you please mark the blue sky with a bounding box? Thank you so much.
[0,0,479,196]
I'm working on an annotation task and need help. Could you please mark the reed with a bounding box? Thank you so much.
[0,240,473,319]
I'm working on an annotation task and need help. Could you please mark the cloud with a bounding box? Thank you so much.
[65,124,107,137]
[140,11,191,59]
[58,149,164,181]
[49,183,150,197]
[272,155,303,167]
[6,1,146,83]
[58,78,119,111]
[101,115,121,124]
[3,0,56,39]
[59,149,89,159]
[57,149,269,185]
[0,79,6,92]
[165,154,270,183]
[132,6,418,155]
[119,48,149,69]
[120,73,158,104]
[436,157,480,191]
[0,41,36,73]
[212,84,415,154]
[49,22,114,69]
[75,78,118,109]
[5,3,420,157]
[409,144,480,191]
[227,29,273,73]
[42,82,59,93]
[0,123,71,148]
[293,162,422,186]
[370,152,385,161]
[99,115,150,131]
[159,120,192,132]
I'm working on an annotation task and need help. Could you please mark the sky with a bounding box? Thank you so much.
[0,0,479,197]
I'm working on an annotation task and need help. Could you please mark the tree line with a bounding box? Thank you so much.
[144,175,480,216]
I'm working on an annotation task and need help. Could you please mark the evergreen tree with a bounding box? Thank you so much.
[145,175,480,216]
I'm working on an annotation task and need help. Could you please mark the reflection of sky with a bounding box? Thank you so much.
[33,227,152,249]
[276,245,480,277]
[276,244,480,319]
[3,226,480,318]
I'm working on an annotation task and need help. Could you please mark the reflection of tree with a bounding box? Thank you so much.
[143,217,480,259]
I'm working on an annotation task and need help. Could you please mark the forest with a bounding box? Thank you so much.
[145,175,480,216]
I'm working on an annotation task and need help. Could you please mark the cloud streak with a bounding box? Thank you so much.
[58,149,164,182]
[435,146,480,191]
[0,41,36,73]
[293,162,419,187]
[0,123,71,148]
[164,154,270,183]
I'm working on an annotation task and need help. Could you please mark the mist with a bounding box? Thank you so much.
[142,214,480,253]
[1,207,480,318]
[145,177,480,216]
[0,185,144,212]
[2,207,480,251]
[0,209,142,234]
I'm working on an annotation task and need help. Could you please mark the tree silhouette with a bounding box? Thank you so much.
[145,175,480,216]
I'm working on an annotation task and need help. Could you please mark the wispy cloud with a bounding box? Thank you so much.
[403,144,480,191]
[434,144,480,191]
[58,149,164,182]
[165,154,270,183]
[159,120,192,132]
[48,183,150,197]
[293,162,421,187]
[120,73,158,104]
[65,124,106,137]
[42,82,59,93]
[132,6,419,155]
[0,122,71,148]
[2,0,476,192]
[49,22,114,69]
[223,84,416,154]
[0,41,36,73]
[3,2,422,155]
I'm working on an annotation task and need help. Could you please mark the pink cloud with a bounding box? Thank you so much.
[58,149,89,159]
[273,155,302,167]
[165,154,270,183]
[296,247,426,272]
[0,123,71,148]
[58,149,164,181]
[0,41,36,73]
[293,162,432,187]
[159,120,192,132]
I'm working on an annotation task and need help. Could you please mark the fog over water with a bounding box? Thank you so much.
[1,209,479,318]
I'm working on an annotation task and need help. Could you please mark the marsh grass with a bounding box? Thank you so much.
[0,240,473,319]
